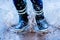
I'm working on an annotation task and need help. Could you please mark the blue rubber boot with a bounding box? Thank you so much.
[31,0,49,31]
[13,0,28,31]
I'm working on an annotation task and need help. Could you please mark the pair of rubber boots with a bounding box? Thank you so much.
[13,0,49,32]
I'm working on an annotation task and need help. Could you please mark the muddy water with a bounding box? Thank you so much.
[17,32,48,40]
[17,27,60,40]
[4,26,60,40]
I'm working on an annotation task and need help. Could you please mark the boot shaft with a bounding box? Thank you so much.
[31,0,43,11]
[13,0,26,13]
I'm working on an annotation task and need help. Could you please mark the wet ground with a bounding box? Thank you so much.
[3,26,60,40]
